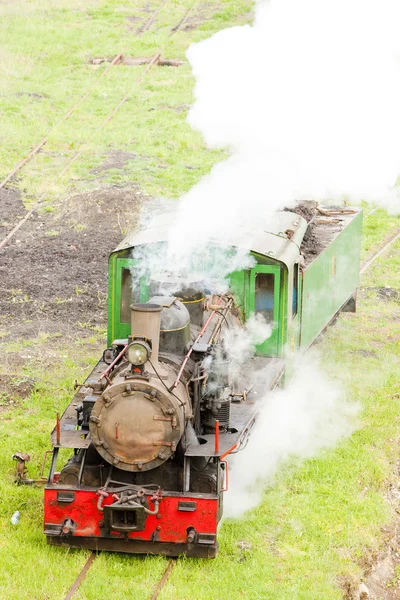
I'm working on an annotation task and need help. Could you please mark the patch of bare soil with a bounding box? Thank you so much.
[0,374,36,410]
[351,349,377,358]
[0,187,26,230]
[90,150,136,175]
[125,15,142,26]
[363,287,400,303]
[0,185,145,336]
[15,91,45,100]
[342,482,400,600]
[89,56,183,67]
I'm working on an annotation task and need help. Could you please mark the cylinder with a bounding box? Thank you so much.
[130,303,162,365]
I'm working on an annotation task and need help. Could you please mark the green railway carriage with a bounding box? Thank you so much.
[107,207,363,357]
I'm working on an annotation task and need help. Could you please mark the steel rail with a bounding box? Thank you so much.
[0,54,122,192]
[0,1,167,192]
[150,560,176,600]
[0,0,197,251]
[140,0,168,32]
[365,207,379,218]
[62,553,175,600]
[63,552,97,600]
[58,0,198,176]
[360,230,400,274]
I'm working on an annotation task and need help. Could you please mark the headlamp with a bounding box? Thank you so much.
[127,341,151,366]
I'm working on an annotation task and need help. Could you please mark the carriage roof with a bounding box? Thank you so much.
[113,210,308,270]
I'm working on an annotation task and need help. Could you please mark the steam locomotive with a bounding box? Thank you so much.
[42,206,362,557]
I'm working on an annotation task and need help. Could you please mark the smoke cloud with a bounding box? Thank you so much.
[179,0,400,232]
[133,0,400,287]
[224,356,359,518]
[133,0,400,291]
[174,0,400,248]
[223,313,272,365]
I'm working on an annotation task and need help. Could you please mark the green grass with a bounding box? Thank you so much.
[361,206,400,263]
[0,0,251,205]
[0,0,400,598]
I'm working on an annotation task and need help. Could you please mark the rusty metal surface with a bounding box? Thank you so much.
[150,560,175,600]
[13,450,51,485]
[186,356,285,457]
[44,488,218,543]
[12,452,30,481]
[50,360,106,448]
[63,552,97,600]
[89,360,190,472]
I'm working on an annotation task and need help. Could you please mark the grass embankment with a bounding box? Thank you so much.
[0,1,400,599]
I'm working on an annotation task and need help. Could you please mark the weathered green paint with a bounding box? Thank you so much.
[300,211,363,348]
[229,269,247,321]
[107,253,117,346]
[247,265,282,356]
[286,265,303,356]
[107,210,362,358]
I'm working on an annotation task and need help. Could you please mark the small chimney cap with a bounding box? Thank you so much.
[130,302,162,313]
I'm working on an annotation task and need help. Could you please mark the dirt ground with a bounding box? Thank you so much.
[0,185,145,337]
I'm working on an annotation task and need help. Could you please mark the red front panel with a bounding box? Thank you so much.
[44,488,218,543]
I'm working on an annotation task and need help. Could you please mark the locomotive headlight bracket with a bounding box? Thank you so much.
[127,338,151,366]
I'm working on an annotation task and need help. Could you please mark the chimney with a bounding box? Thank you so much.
[130,303,167,376]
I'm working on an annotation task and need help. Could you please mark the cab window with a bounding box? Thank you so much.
[255,273,275,322]
[120,268,132,323]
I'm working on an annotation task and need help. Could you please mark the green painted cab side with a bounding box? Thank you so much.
[108,250,288,357]
[107,253,142,345]
[107,252,117,346]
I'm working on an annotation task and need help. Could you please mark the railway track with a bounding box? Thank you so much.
[62,553,175,600]
[0,0,197,251]
[0,1,166,195]
[0,0,172,250]
[360,229,400,274]
[149,560,176,600]
[63,552,97,600]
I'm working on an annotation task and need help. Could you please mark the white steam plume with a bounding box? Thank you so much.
[167,0,400,263]
[204,313,272,396]
[224,357,359,519]
[133,0,400,290]
[223,313,272,365]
